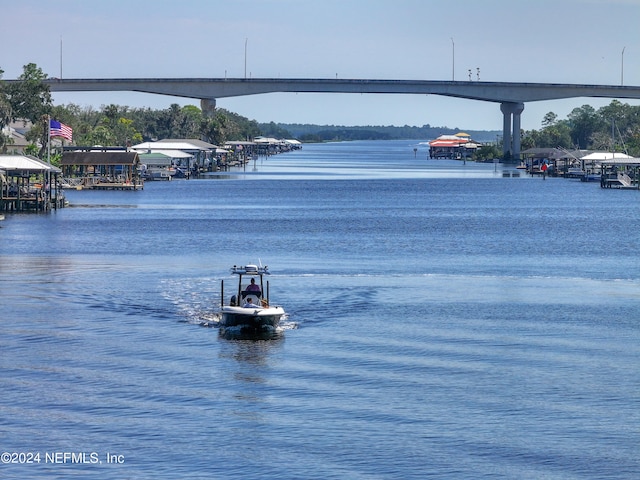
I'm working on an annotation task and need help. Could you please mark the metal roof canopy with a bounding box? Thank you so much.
[0,154,62,173]
[61,151,140,166]
[131,141,214,152]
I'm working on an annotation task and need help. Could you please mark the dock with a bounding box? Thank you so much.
[1,155,67,213]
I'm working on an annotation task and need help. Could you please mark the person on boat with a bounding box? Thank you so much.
[243,298,260,308]
[246,278,261,294]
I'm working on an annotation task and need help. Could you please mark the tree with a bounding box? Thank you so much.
[597,100,638,153]
[7,63,52,123]
[541,112,558,127]
[475,144,501,161]
[521,115,572,149]
[567,105,603,149]
[86,124,116,146]
[539,121,573,149]
[177,105,202,138]
[259,121,292,139]
[114,117,142,146]
[5,63,53,156]
[200,112,228,145]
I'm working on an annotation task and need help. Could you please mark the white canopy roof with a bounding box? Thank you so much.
[600,157,640,165]
[0,155,61,173]
[132,141,215,152]
[137,149,193,159]
[254,137,283,144]
[580,152,633,160]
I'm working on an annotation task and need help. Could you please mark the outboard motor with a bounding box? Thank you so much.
[230,295,237,306]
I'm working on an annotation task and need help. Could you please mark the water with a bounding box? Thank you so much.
[1,140,639,479]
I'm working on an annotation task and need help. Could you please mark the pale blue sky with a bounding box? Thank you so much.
[2,0,639,130]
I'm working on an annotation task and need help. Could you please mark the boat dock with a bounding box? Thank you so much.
[520,148,640,189]
[1,155,67,212]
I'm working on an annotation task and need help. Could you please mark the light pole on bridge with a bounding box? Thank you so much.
[450,37,455,81]
[621,46,625,86]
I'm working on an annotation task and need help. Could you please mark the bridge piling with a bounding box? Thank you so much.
[500,102,524,161]
[200,98,217,117]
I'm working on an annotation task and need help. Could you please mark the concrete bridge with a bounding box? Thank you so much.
[37,77,640,159]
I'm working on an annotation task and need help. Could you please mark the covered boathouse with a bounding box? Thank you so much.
[61,150,143,190]
[0,154,65,212]
[428,133,481,159]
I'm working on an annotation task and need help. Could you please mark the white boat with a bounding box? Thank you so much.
[219,264,286,338]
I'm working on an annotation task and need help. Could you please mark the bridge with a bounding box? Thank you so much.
[33,78,640,159]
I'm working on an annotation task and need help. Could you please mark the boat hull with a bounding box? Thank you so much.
[220,305,285,338]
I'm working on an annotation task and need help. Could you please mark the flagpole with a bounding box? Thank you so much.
[46,115,51,210]
[47,115,51,165]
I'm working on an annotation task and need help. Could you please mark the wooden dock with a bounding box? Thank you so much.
[88,182,143,191]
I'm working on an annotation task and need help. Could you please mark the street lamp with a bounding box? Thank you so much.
[450,37,455,81]
[621,46,626,86]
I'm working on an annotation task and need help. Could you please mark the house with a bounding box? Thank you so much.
[1,122,32,154]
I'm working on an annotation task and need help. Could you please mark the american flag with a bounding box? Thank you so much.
[50,119,73,142]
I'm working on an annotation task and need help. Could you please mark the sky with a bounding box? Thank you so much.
[2,0,639,131]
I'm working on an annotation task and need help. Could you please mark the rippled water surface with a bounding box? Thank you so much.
[1,140,639,479]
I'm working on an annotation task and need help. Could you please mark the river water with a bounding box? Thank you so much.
[1,140,639,479]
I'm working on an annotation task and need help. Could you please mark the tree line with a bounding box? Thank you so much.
[521,102,640,156]
[274,123,500,143]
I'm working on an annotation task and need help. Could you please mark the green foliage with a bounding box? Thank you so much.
[8,64,52,122]
[475,144,501,161]
[298,133,324,143]
[566,105,604,149]
[260,121,293,139]
[270,123,500,143]
[522,100,640,156]
[46,103,263,147]
[522,121,573,150]
[24,143,39,156]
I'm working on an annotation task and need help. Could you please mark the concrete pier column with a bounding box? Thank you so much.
[500,102,525,161]
[200,98,217,117]
[500,102,513,159]
[512,102,524,161]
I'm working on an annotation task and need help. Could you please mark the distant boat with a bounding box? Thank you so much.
[219,264,286,339]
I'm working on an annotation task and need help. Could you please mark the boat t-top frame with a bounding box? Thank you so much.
[222,264,271,307]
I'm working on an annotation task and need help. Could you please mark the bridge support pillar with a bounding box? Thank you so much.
[500,102,524,161]
[200,98,217,117]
